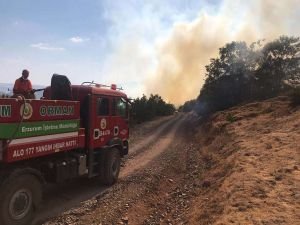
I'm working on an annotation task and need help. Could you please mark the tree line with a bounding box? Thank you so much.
[130,94,176,123]
[180,36,300,115]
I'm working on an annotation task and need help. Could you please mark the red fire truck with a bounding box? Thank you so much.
[0,75,129,225]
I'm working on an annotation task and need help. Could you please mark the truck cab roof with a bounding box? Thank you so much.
[43,84,127,102]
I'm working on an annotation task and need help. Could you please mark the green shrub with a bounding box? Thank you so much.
[226,113,237,123]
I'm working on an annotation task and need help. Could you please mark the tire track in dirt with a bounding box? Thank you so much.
[35,114,185,225]
[129,114,183,157]
[43,113,193,225]
[34,180,107,224]
[121,114,186,177]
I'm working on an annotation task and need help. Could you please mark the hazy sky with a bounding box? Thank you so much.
[0,0,299,104]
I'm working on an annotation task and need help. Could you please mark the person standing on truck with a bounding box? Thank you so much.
[13,69,35,99]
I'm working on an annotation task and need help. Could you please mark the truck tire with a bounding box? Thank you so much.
[102,148,121,185]
[0,174,42,225]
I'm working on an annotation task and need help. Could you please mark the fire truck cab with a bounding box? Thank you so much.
[0,75,129,225]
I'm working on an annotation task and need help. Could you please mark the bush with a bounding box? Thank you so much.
[194,36,300,116]
[131,94,176,123]
[226,113,237,123]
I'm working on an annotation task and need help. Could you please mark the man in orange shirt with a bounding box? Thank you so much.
[13,69,35,99]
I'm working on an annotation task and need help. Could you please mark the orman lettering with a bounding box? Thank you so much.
[40,105,74,116]
[0,105,11,117]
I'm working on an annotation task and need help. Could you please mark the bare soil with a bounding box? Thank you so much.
[40,96,299,225]
[190,96,300,225]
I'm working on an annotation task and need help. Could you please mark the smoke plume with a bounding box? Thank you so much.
[146,0,300,106]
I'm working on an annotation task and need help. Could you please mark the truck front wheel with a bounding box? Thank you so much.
[102,148,121,185]
[0,174,42,225]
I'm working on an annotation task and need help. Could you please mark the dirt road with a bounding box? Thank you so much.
[35,113,187,225]
[38,96,300,225]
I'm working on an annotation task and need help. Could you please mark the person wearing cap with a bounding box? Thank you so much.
[13,69,35,99]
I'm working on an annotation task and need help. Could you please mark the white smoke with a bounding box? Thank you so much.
[146,0,300,105]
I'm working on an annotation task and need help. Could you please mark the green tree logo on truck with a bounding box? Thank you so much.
[20,103,33,119]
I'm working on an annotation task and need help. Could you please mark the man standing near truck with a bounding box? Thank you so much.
[13,69,34,98]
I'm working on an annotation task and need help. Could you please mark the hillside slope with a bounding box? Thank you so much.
[43,96,299,225]
[189,96,300,224]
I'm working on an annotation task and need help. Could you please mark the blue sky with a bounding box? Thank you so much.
[0,0,299,103]
[0,0,212,97]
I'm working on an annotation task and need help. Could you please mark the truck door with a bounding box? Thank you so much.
[111,97,129,141]
[92,95,113,148]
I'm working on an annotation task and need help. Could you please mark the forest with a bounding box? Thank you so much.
[180,36,300,114]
